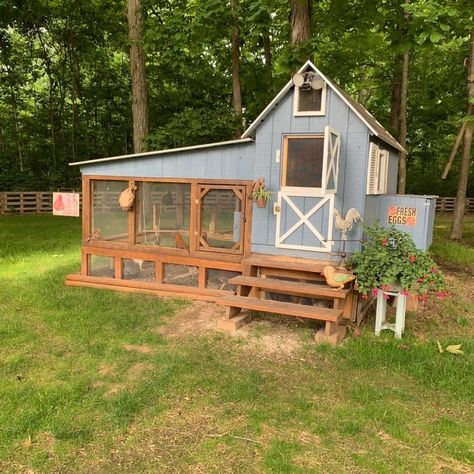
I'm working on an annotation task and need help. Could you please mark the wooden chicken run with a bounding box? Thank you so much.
[66,61,435,343]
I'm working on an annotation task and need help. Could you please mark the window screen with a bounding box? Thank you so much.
[284,137,324,188]
[297,88,322,112]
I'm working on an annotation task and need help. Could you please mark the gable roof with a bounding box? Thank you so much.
[241,60,405,153]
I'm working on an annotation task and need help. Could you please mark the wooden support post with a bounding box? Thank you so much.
[314,320,346,345]
[114,257,122,279]
[198,266,206,289]
[155,261,163,284]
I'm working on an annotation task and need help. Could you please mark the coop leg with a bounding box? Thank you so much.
[375,292,386,336]
[395,294,406,339]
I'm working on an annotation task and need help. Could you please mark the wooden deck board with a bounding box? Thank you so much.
[216,295,343,322]
[243,254,335,273]
[228,275,349,299]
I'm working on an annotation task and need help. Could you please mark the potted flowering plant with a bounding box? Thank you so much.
[350,224,446,302]
[252,186,272,208]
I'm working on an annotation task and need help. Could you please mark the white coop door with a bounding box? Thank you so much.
[275,193,334,252]
[275,126,340,252]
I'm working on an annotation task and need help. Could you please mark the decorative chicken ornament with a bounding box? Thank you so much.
[334,208,363,240]
[322,266,356,290]
[119,183,137,211]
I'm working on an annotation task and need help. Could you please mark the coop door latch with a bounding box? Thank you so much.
[273,202,281,215]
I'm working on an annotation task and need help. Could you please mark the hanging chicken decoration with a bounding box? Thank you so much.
[334,208,363,240]
[119,183,137,211]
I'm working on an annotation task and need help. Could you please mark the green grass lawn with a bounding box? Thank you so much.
[0,214,473,473]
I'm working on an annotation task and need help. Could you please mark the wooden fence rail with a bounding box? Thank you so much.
[0,192,473,215]
[435,197,474,214]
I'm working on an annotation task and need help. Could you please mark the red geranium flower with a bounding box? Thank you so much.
[409,255,416,263]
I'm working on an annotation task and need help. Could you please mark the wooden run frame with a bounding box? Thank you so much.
[71,175,254,299]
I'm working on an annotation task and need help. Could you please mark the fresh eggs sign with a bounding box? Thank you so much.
[53,192,80,217]
[387,206,417,226]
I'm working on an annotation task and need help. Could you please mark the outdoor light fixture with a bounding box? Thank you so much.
[292,72,324,91]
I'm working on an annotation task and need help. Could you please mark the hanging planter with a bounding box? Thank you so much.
[252,186,272,208]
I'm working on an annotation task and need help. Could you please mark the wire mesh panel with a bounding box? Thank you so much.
[89,255,115,278]
[136,182,191,249]
[91,181,129,241]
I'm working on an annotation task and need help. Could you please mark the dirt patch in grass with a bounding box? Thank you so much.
[154,302,315,358]
[122,343,155,354]
[126,362,152,381]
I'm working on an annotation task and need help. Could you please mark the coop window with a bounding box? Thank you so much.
[91,180,129,242]
[88,255,115,278]
[163,264,198,287]
[206,269,240,291]
[282,135,325,189]
[122,258,156,282]
[197,186,244,253]
[366,143,389,195]
[136,182,191,249]
[294,81,327,116]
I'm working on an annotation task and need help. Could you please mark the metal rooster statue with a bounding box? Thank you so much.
[334,208,363,240]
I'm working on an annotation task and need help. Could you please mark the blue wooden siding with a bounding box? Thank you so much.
[79,85,382,260]
[81,142,256,180]
[364,194,437,250]
[251,87,370,259]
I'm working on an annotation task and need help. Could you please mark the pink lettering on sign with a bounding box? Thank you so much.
[53,192,80,217]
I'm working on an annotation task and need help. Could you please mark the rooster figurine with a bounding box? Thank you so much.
[322,266,356,290]
[334,208,363,240]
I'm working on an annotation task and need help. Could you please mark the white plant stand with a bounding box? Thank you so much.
[375,290,407,339]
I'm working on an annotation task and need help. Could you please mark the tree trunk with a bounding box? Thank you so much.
[11,98,23,172]
[128,0,149,154]
[390,54,403,137]
[230,0,243,138]
[289,0,311,45]
[37,31,57,169]
[450,27,474,240]
[68,32,79,163]
[397,50,409,194]
[263,31,272,70]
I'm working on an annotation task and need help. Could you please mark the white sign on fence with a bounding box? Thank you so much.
[53,192,80,217]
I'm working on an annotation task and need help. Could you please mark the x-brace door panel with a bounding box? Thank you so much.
[275,192,334,252]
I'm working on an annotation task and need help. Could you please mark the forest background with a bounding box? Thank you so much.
[0,0,472,198]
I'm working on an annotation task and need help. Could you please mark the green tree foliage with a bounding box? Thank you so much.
[0,0,472,195]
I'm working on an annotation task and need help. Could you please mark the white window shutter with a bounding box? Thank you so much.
[379,150,390,193]
[367,142,379,194]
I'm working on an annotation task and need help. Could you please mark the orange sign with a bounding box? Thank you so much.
[387,206,417,226]
[53,192,80,217]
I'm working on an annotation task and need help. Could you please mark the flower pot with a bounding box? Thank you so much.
[256,197,267,208]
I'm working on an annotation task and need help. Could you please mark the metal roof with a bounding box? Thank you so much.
[241,60,405,153]
[69,138,254,167]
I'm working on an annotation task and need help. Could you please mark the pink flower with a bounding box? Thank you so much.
[409,255,416,263]
[437,291,448,299]
[383,293,390,300]
[418,294,428,303]
[382,239,389,246]
[361,294,369,300]
[417,277,424,283]
[430,267,439,274]
[400,289,410,296]
[371,288,378,297]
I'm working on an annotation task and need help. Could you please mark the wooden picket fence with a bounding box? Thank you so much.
[435,197,474,214]
[0,192,473,215]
